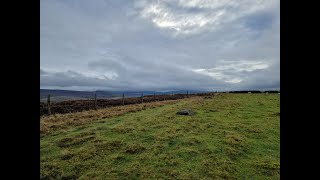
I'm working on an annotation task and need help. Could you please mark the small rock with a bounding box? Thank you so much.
[176,109,195,115]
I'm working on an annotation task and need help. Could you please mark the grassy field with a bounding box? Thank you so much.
[40,94,280,179]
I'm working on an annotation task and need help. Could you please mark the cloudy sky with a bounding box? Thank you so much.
[40,0,279,91]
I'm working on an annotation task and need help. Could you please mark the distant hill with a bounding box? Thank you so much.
[40,89,96,98]
[40,89,121,102]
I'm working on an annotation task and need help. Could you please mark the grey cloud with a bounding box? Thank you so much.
[41,0,279,91]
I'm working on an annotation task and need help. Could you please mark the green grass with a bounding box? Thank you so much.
[40,94,280,179]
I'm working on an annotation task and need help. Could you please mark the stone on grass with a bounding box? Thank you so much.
[176,109,195,115]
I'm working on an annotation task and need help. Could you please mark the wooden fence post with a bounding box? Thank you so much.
[154,92,156,101]
[141,92,144,103]
[94,93,97,109]
[47,94,51,115]
[187,90,189,98]
[122,93,125,105]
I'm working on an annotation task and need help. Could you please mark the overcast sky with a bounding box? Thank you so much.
[40,0,279,91]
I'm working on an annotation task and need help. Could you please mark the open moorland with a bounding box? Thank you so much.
[40,93,280,179]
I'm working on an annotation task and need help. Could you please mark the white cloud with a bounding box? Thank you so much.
[192,60,270,83]
[40,67,118,81]
[138,0,278,36]
[83,71,119,80]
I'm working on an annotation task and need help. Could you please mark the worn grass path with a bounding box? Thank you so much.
[40,94,280,179]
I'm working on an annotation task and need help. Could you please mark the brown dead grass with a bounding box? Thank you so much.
[40,98,187,137]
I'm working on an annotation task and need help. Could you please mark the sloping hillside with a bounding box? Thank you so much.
[40,94,280,179]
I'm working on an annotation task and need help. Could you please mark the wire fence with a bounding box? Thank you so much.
[40,90,210,116]
[40,90,279,116]
[40,91,192,103]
